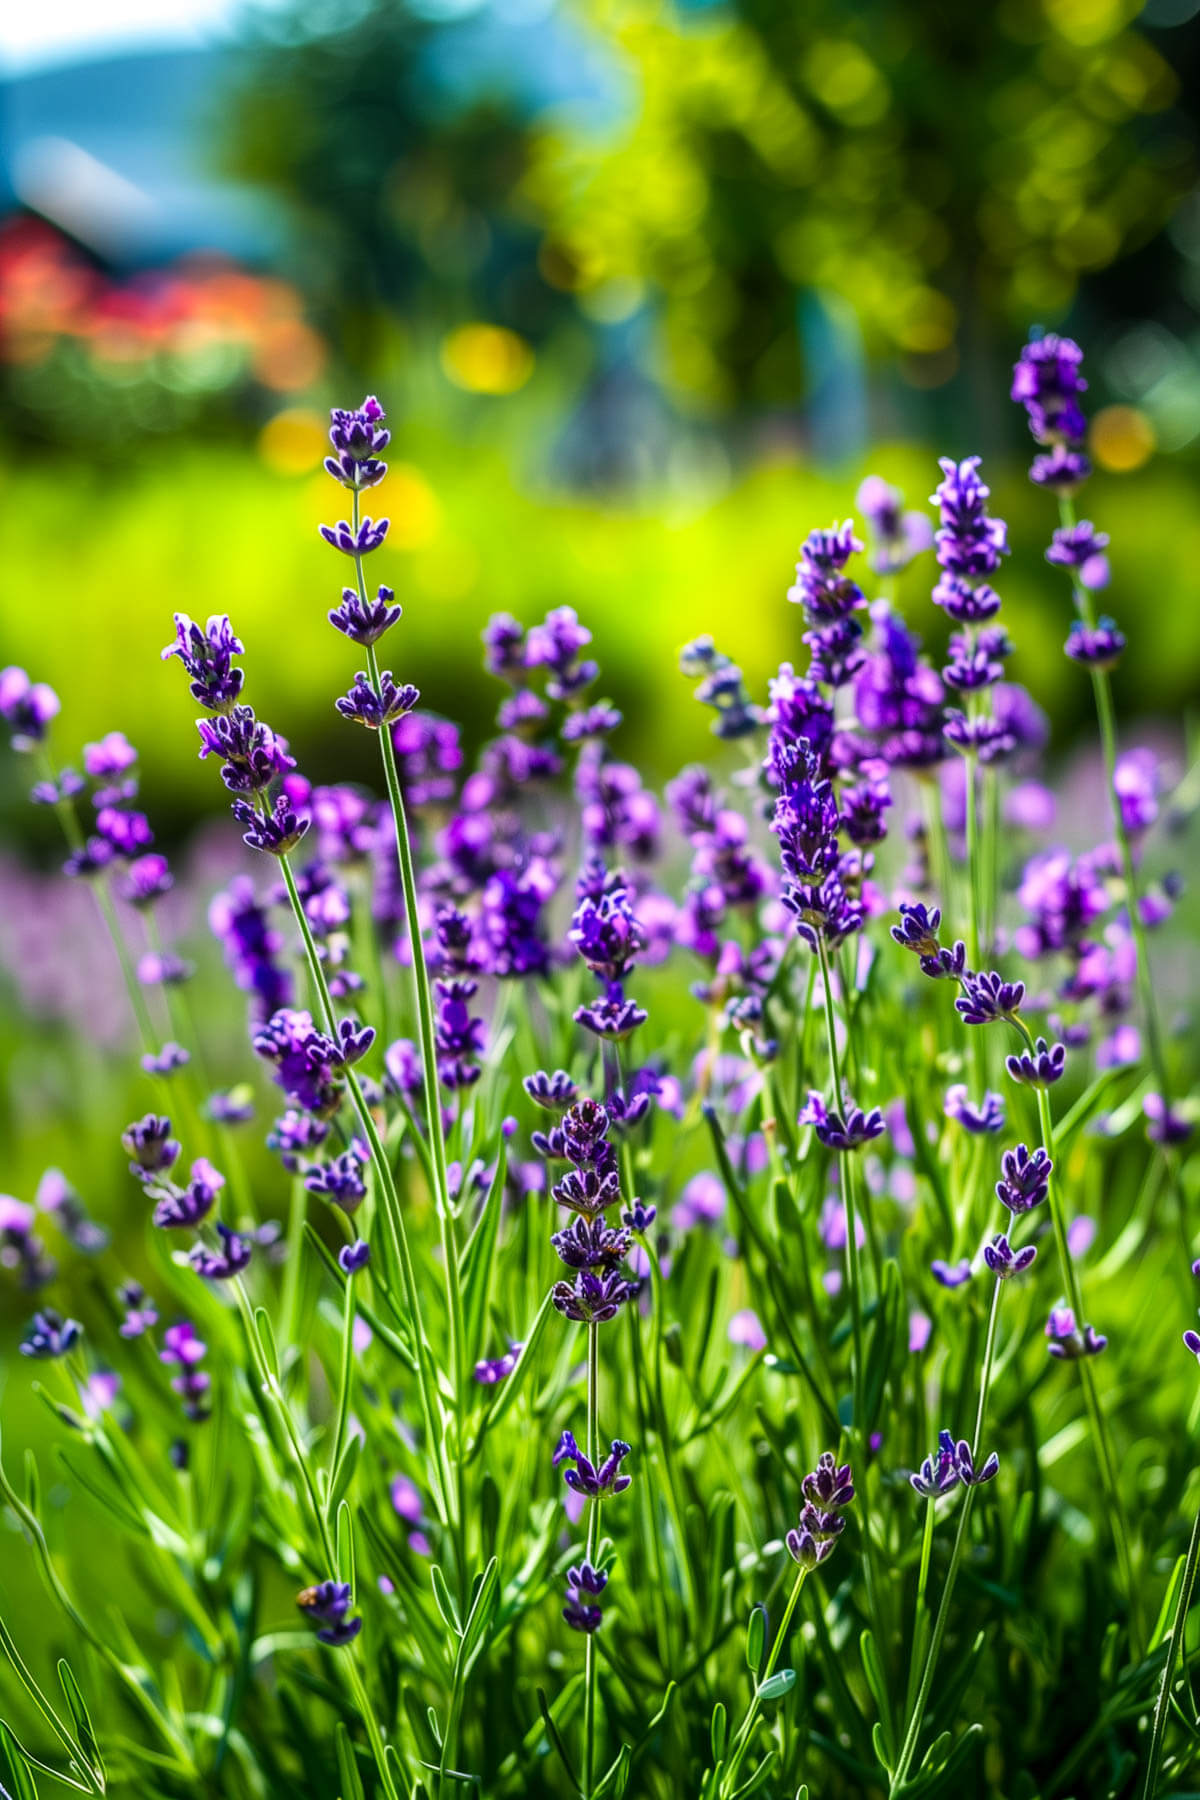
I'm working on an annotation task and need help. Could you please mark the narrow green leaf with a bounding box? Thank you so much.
[334,1721,366,1800]
[0,1723,39,1800]
[335,1501,355,1596]
[459,1558,499,1668]
[327,1433,362,1518]
[593,1742,631,1799]
[710,1702,728,1762]
[871,1721,892,1774]
[473,1288,555,1442]
[860,1630,893,1763]
[756,1669,796,1701]
[431,1565,462,1637]
[461,1143,506,1362]
[536,1688,582,1795]
[745,1605,766,1674]
[56,1662,103,1783]
[253,1307,280,1384]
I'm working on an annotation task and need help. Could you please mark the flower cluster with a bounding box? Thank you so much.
[786,1451,855,1570]
[910,1428,999,1498]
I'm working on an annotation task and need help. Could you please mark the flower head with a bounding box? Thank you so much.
[995,1143,1052,1215]
[20,1309,81,1359]
[297,1579,363,1647]
[553,1430,633,1499]
[983,1234,1037,1280]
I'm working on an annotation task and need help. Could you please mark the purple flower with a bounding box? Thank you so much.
[142,1042,191,1076]
[787,521,866,623]
[1144,1094,1193,1146]
[20,1308,82,1359]
[162,614,245,712]
[552,1268,635,1324]
[995,1144,1052,1215]
[574,992,648,1043]
[151,1158,225,1230]
[1005,1036,1066,1088]
[339,1239,371,1276]
[306,1147,369,1213]
[550,1215,631,1269]
[932,457,1008,579]
[1184,1330,1200,1362]
[319,515,390,557]
[800,1090,885,1152]
[891,902,942,958]
[563,1560,607,1633]
[1114,748,1159,839]
[117,1282,158,1337]
[932,574,1002,624]
[955,970,1025,1027]
[1045,1305,1107,1360]
[1065,617,1126,670]
[83,730,137,779]
[911,1429,960,1499]
[207,1088,256,1126]
[787,1451,855,1567]
[570,884,646,984]
[335,671,419,730]
[297,1579,363,1647]
[188,1223,253,1281]
[931,1257,972,1289]
[945,1085,1005,1135]
[1011,333,1088,444]
[1046,522,1110,591]
[329,583,402,646]
[120,853,174,908]
[231,794,310,857]
[553,1430,633,1499]
[524,1069,578,1111]
[855,475,933,574]
[983,1234,1038,1280]
[1030,442,1091,493]
[953,1439,999,1487]
[123,1113,180,1180]
[160,1320,210,1418]
[728,1308,767,1351]
[325,395,390,488]
[0,667,60,749]
[474,1343,521,1385]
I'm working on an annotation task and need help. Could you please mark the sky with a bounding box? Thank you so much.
[0,0,254,72]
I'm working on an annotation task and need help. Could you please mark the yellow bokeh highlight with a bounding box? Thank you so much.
[1091,405,1156,471]
[441,324,534,395]
[387,466,443,550]
[258,408,326,476]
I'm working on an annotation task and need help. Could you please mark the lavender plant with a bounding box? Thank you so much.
[0,350,1197,1800]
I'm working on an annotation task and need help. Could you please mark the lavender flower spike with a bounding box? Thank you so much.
[188,1223,253,1281]
[297,1579,363,1647]
[945,1085,1005,1135]
[335,671,419,730]
[788,1450,855,1567]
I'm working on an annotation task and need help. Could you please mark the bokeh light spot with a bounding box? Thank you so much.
[258,408,326,476]
[1091,404,1156,470]
[441,324,534,395]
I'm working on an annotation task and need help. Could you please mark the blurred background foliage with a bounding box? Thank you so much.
[2,0,1200,843]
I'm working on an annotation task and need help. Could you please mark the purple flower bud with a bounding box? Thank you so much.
[231,795,310,857]
[339,1239,371,1275]
[329,585,402,646]
[891,901,941,958]
[953,1439,999,1487]
[1045,1304,1107,1359]
[297,1578,362,1646]
[524,1069,579,1111]
[552,1269,636,1324]
[188,1222,253,1281]
[1144,1094,1193,1146]
[122,1113,180,1180]
[1046,521,1109,591]
[945,1085,1006,1135]
[306,1147,369,1214]
[474,1343,521,1384]
[1030,442,1091,492]
[161,615,245,712]
[20,1309,81,1359]
[1005,1036,1066,1088]
[955,970,1025,1027]
[553,1431,633,1498]
[1011,333,1088,444]
[931,1257,972,1289]
[995,1143,1052,1215]
[319,516,390,557]
[800,1090,885,1152]
[335,671,419,730]
[0,666,61,751]
[983,1233,1037,1279]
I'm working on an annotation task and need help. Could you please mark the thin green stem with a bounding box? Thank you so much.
[815,934,865,1429]
[1030,1076,1144,1655]
[1141,1501,1200,1800]
[583,1322,600,1798]
[890,1277,1003,1793]
[275,849,450,1519]
[718,1565,808,1798]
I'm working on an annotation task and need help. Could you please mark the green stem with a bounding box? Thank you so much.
[815,934,865,1430]
[276,849,450,1520]
[1030,1075,1144,1655]
[583,1322,600,1798]
[719,1565,808,1798]
[890,1277,1003,1793]
[1141,1501,1200,1800]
